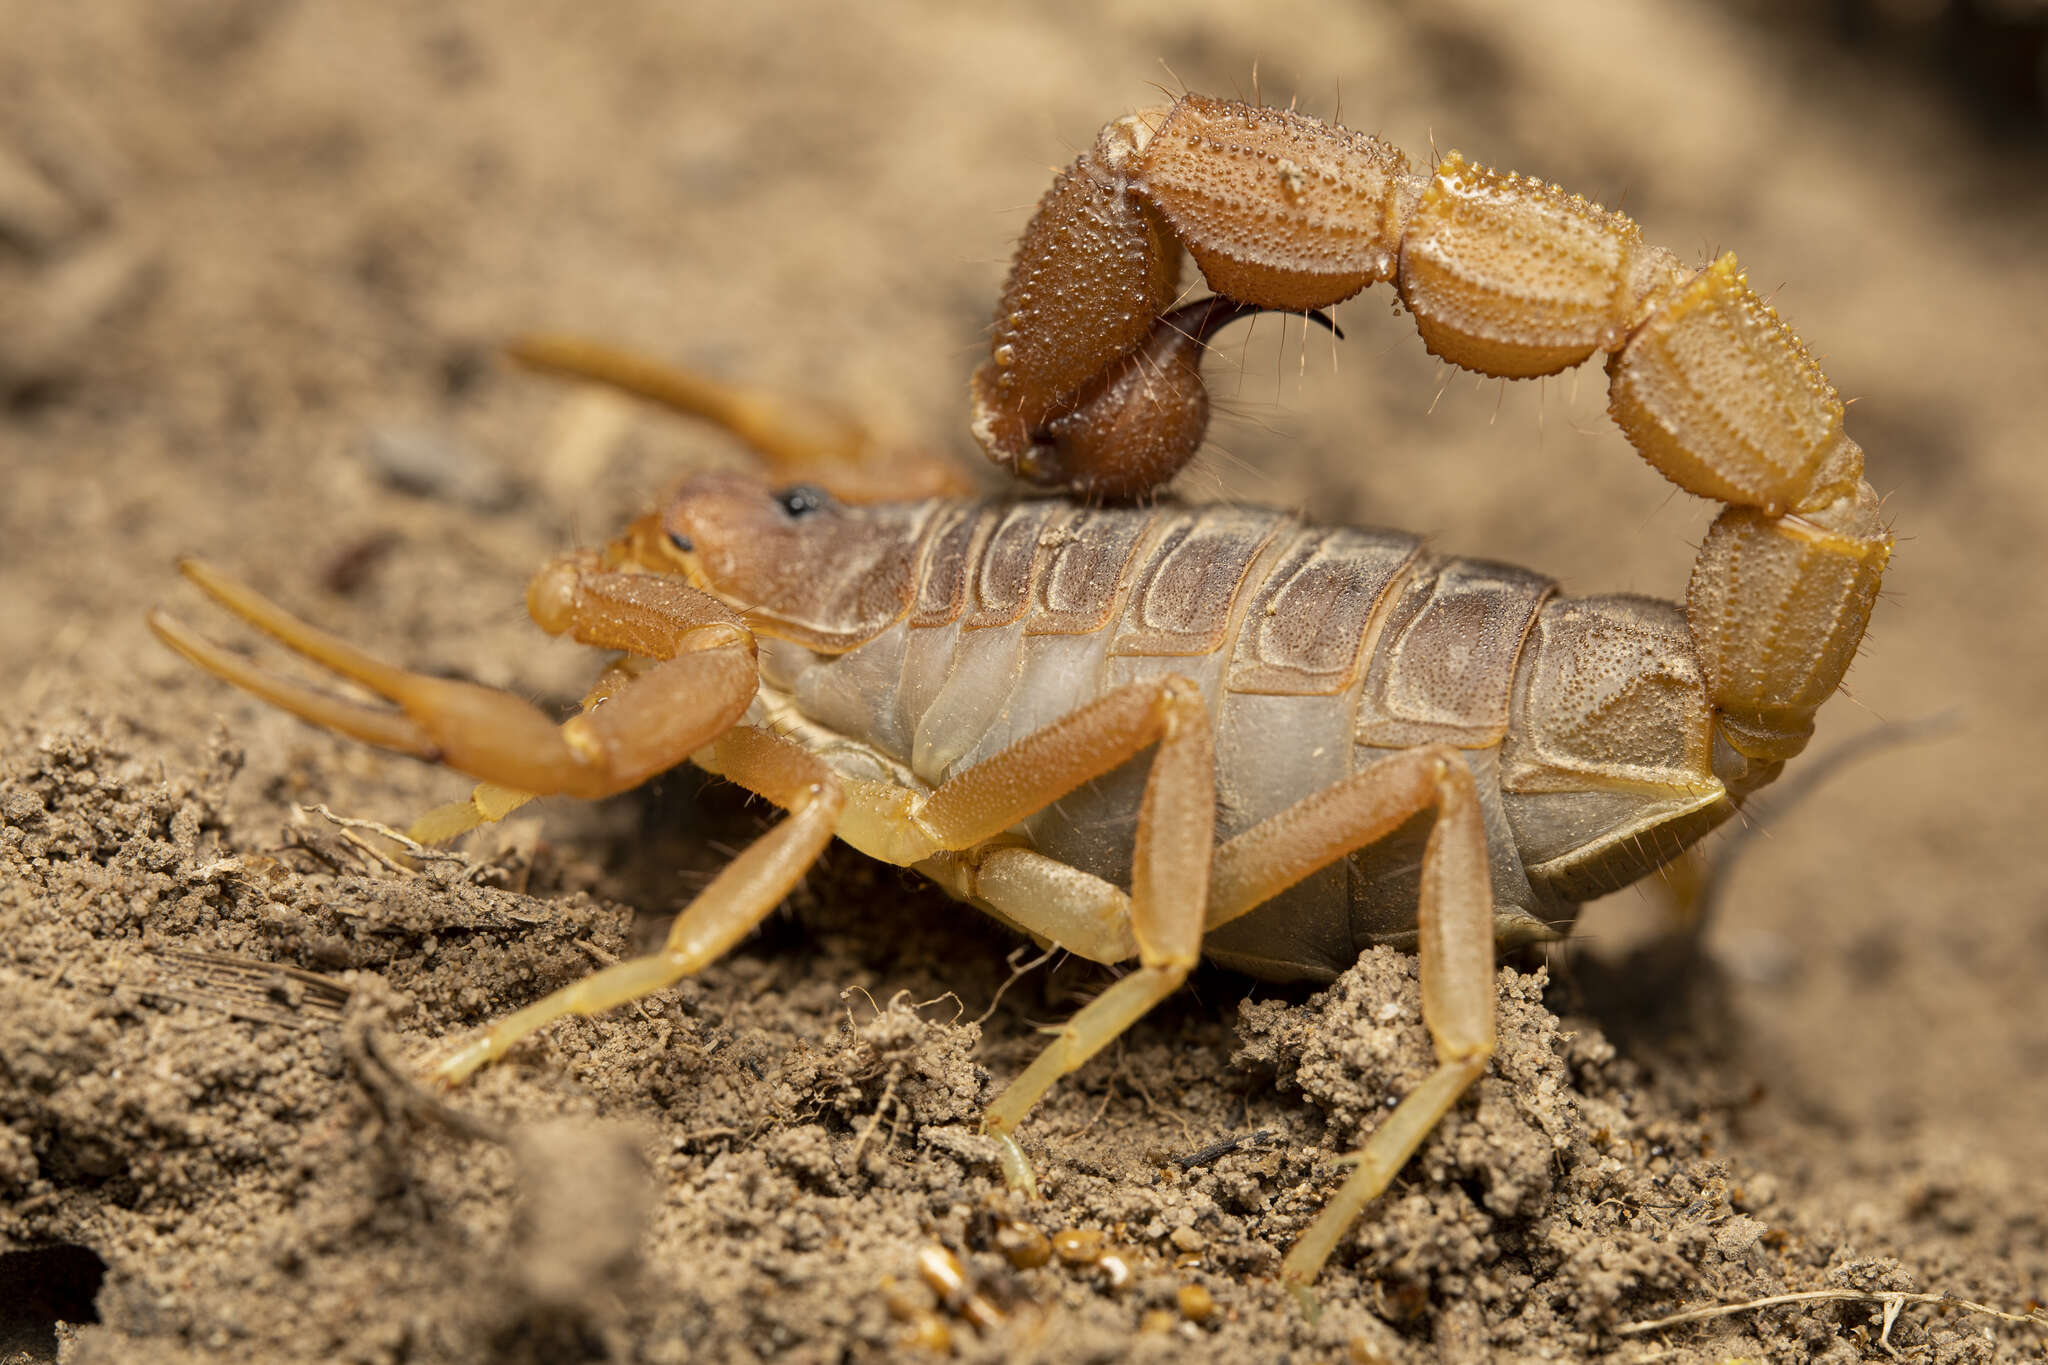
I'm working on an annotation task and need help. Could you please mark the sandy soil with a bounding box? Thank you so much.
[4,3,2047,1361]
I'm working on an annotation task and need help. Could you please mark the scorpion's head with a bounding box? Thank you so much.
[608,471,932,653]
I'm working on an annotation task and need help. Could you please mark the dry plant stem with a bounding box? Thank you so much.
[1617,1288,2048,1338]
[970,943,1059,1028]
[300,803,475,865]
[344,1015,506,1147]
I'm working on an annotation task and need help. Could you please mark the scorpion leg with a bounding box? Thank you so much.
[1199,746,1495,1299]
[945,679,1214,1189]
[903,740,1495,1278]
[713,675,1218,1190]
[149,556,757,802]
[912,844,1140,968]
[899,677,1215,1164]
[432,726,841,1083]
[407,658,649,845]
[509,333,971,503]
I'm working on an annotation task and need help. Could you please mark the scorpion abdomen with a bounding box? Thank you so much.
[749,494,1732,982]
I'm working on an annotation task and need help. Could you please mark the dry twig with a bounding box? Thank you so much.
[1618,1287,2048,1357]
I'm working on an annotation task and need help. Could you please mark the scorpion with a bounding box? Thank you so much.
[149,94,1891,1298]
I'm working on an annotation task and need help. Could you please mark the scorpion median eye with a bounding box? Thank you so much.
[667,530,694,553]
[776,485,829,519]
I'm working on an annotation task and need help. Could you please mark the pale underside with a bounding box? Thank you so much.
[732,495,1733,983]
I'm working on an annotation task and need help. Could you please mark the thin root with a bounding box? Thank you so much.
[850,1069,900,1168]
[971,942,1058,1027]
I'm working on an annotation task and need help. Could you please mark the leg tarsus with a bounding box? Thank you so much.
[1196,745,1499,1294]
[1277,1053,1490,1293]
[407,782,536,846]
[430,727,841,1085]
[971,678,1214,1151]
[982,961,1192,1141]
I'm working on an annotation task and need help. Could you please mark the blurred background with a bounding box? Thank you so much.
[4,0,2045,1344]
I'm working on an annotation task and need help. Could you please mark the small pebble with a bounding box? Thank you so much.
[1051,1227,1103,1265]
[358,425,520,511]
[996,1220,1051,1269]
[901,1314,950,1352]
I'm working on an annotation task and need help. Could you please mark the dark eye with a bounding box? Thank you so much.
[775,484,829,519]
[667,530,694,553]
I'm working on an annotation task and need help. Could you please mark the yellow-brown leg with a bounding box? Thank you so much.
[913,844,1139,967]
[407,657,653,845]
[432,726,841,1082]
[1201,746,1496,1301]
[972,678,1214,1152]
[508,333,972,503]
[149,556,758,802]
[699,676,1218,1186]
[941,676,1213,1191]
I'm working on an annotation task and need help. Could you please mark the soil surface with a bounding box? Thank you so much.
[4,3,2047,1362]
